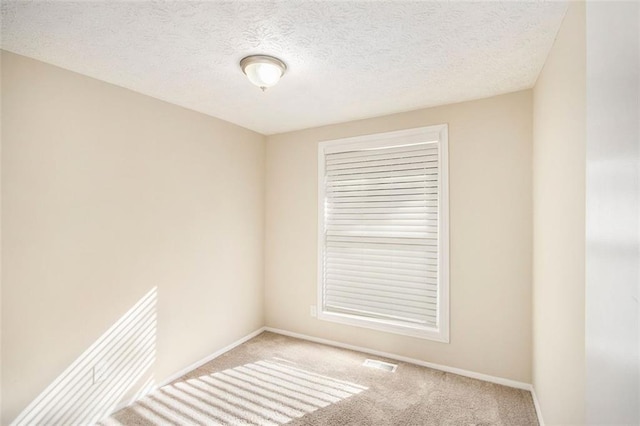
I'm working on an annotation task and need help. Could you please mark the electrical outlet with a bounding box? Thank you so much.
[310,305,317,317]
[93,361,108,384]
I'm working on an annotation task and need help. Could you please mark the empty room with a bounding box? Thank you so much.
[1,1,639,425]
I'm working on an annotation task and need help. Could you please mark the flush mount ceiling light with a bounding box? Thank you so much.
[240,55,287,91]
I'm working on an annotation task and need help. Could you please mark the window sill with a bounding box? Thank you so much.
[317,310,450,343]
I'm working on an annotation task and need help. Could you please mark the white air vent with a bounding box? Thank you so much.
[362,359,398,372]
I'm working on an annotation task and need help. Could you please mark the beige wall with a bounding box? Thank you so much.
[532,2,586,425]
[265,91,533,383]
[1,51,265,424]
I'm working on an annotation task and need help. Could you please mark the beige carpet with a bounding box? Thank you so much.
[100,331,538,425]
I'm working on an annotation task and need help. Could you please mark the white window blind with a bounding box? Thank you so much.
[317,125,449,342]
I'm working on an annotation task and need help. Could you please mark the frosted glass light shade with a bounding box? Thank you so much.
[240,55,287,91]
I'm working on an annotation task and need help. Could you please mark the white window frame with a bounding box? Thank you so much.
[317,124,449,342]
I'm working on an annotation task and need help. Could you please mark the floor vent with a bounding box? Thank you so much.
[362,359,398,372]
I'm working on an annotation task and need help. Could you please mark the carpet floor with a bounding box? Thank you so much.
[100,331,538,425]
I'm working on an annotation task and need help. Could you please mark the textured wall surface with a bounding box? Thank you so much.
[1,52,265,425]
[532,2,586,424]
[265,91,533,383]
[1,1,566,134]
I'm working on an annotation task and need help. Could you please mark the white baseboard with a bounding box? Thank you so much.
[109,325,544,425]
[530,386,545,426]
[264,326,532,391]
[159,326,266,387]
[109,326,266,415]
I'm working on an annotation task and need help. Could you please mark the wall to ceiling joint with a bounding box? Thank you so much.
[265,90,534,385]
[1,51,266,425]
[1,1,639,424]
[532,2,586,424]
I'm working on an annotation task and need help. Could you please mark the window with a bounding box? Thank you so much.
[317,125,449,342]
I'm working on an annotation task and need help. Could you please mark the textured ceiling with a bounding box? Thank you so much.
[1,1,567,135]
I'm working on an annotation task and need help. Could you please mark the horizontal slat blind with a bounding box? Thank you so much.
[321,142,439,328]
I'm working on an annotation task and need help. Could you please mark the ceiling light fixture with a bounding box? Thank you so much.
[240,55,287,91]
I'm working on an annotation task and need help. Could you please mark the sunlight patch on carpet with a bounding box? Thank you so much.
[122,358,367,425]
